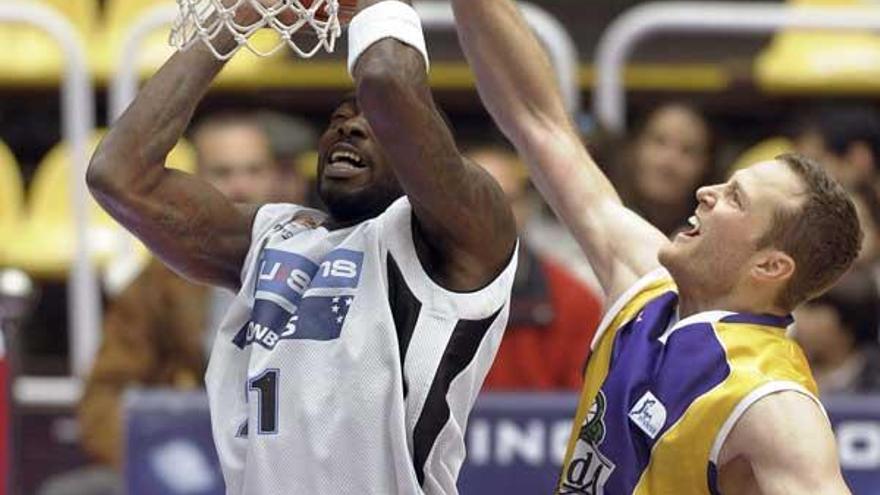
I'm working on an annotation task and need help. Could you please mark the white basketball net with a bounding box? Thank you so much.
[170,0,342,60]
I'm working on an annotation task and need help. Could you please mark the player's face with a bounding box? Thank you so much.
[317,96,403,223]
[659,160,804,299]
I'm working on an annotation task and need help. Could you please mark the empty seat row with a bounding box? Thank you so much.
[0,134,195,281]
[4,0,880,92]
[0,0,308,88]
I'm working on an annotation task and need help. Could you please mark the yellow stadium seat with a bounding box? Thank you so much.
[789,0,863,5]
[728,137,794,175]
[4,131,196,279]
[97,0,268,84]
[0,140,25,265]
[97,0,178,81]
[0,0,98,86]
[755,0,880,93]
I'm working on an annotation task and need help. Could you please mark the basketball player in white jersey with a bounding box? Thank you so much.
[453,0,858,493]
[87,0,517,493]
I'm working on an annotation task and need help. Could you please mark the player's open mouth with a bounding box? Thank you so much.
[324,144,368,179]
[681,215,701,237]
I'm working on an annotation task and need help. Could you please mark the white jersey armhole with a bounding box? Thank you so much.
[590,267,671,351]
[379,197,519,320]
[709,380,825,464]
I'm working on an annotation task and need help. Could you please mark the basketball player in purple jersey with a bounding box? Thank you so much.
[453,0,859,493]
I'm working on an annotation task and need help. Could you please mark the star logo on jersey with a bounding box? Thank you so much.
[237,294,356,350]
[281,295,355,342]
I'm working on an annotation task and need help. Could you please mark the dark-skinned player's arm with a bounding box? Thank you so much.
[451,0,667,302]
[351,0,517,292]
[86,5,270,290]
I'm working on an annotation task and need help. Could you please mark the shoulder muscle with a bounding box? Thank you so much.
[720,391,850,495]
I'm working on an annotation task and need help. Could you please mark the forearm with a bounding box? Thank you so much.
[352,0,473,217]
[452,0,666,298]
[353,0,437,166]
[354,38,463,201]
[350,0,516,288]
[88,41,230,193]
[452,0,618,202]
[451,0,567,143]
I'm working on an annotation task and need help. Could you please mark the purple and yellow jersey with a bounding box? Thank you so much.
[557,269,820,495]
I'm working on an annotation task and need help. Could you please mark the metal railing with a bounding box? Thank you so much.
[594,2,880,134]
[0,2,97,381]
[110,1,581,120]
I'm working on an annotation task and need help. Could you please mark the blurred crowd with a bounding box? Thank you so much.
[24,99,880,492]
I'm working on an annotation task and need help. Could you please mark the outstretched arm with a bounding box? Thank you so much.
[87,6,267,290]
[719,391,851,495]
[352,0,516,291]
[452,0,667,301]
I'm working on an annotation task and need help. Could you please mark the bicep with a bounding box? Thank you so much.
[91,167,256,289]
[520,124,666,300]
[723,392,851,495]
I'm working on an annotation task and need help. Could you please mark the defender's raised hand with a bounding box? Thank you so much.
[450,0,666,301]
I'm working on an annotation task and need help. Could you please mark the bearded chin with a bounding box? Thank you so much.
[318,180,404,224]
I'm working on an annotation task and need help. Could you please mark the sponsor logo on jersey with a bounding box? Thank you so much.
[233,248,364,349]
[558,390,615,495]
[628,391,666,439]
[271,213,325,239]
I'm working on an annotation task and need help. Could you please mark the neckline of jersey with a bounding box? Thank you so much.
[659,298,794,344]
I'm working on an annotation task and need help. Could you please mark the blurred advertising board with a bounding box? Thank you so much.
[125,391,880,494]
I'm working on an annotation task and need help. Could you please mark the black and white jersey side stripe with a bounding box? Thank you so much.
[386,254,503,484]
[411,308,502,485]
[388,254,422,399]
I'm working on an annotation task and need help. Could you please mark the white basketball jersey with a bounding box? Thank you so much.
[205,197,517,494]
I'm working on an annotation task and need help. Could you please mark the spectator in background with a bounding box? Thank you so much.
[75,112,314,477]
[795,268,880,395]
[467,145,603,390]
[608,102,715,236]
[793,103,880,189]
[257,110,318,203]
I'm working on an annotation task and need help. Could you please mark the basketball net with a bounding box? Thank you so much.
[170,0,342,60]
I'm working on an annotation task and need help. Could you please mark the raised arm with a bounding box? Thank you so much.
[719,391,851,495]
[86,6,268,290]
[351,0,516,291]
[451,0,668,301]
